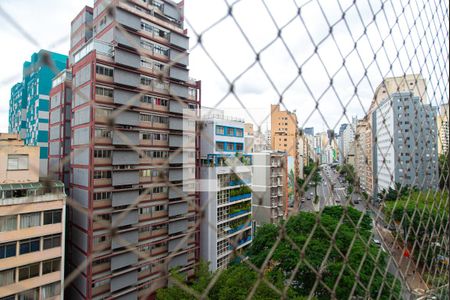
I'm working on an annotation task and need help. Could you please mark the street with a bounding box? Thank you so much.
[297,164,426,299]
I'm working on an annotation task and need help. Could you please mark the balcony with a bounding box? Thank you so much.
[228,202,251,218]
[227,221,252,235]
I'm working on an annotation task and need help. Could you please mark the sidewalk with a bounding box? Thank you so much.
[376,225,428,295]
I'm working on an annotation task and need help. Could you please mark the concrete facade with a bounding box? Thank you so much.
[252,151,287,226]
[65,2,200,299]
[437,104,449,156]
[363,74,427,198]
[0,134,66,300]
[373,92,438,193]
[200,116,253,271]
[48,70,72,189]
[271,105,298,167]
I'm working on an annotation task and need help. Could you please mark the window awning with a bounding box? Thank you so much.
[0,181,64,192]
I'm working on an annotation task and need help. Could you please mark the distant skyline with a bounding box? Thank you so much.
[0,0,448,133]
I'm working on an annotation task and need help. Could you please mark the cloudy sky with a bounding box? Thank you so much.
[0,0,448,134]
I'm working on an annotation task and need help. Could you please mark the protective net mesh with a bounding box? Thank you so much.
[0,0,448,299]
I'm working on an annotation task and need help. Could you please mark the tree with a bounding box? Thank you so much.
[439,154,449,190]
[158,208,401,300]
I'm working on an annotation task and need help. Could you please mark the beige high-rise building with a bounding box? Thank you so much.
[437,104,449,156]
[355,120,368,192]
[0,134,66,300]
[360,74,426,197]
[270,104,298,176]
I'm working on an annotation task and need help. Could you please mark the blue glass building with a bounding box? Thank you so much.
[9,50,67,176]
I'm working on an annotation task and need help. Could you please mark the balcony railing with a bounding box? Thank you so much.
[229,193,252,202]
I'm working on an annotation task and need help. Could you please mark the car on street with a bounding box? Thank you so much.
[306,195,311,200]
[372,239,381,246]
[353,199,360,204]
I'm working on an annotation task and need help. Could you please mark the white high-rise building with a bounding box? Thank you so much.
[200,113,253,271]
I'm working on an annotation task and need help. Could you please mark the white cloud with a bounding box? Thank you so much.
[0,0,448,135]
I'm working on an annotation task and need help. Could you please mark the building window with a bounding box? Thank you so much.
[41,282,61,299]
[95,107,112,119]
[96,65,114,77]
[140,114,152,122]
[0,242,16,259]
[140,76,152,86]
[7,154,29,170]
[95,86,113,97]
[20,212,40,228]
[216,142,224,151]
[236,143,243,151]
[43,210,62,225]
[153,133,168,141]
[154,97,168,107]
[154,44,169,56]
[216,126,225,135]
[141,57,153,69]
[226,128,234,136]
[0,268,15,287]
[236,128,244,137]
[18,263,40,281]
[94,149,112,158]
[0,215,17,232]
[93,235,110,245]
[155,205,165,211]
[93,170,112,179]
[153,186,166,194]
[95,128,112,139]
[139,207,152,215]
[43,234,61,250]
[141,95,153,104]
[93,191,111,201]
[153,116,169,125]
[92,278,110,288]
[140,169,152,177]
[19,238,40,254]
[18,288,40,300]
[42,258,61,275]
[226,143,234,151]
[140,132,152,140]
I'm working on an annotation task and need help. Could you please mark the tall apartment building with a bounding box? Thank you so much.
[270,104,298,180]
[66,1,200,299]
[252,151,287,226]
[372,92,438,193]
[48,70,72,188]
[200,114,253,271]
[338,124,348,164]
[355,119,368,192]
[8,51,67,177]
[304,127,314,136]
[437,104,449,156]
[339,117,357,164]
[244,123,254,153]
[363,74,427,198]
[0,134,66,300]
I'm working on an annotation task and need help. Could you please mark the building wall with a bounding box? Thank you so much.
[437,104,449,156]
[373,92,438,194]
[48,70,72,187]
[364,74,426,198]
[0,134,39,184]
[252,152,286,226]
[65,1,200,299]
[0,134,66,300]
[8,50,67,177]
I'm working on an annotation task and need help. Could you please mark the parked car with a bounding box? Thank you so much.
[353,199,360,204]
[372,239,381,246]
[306,195,312,200]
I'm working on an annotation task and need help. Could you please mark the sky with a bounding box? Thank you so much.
[0,0,448,134]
